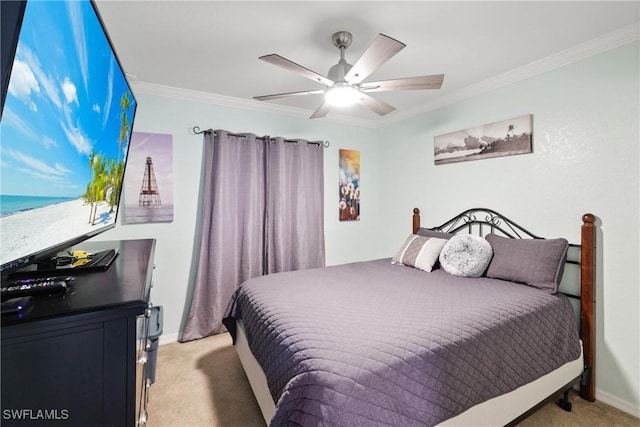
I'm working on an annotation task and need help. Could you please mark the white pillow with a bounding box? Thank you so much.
[391,235,448,272]
[439,234,493,278]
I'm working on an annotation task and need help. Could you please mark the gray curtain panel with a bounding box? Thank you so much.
[266,137,325,273]
[181,130,325,342]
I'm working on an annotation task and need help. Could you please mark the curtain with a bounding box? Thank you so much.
[181,130,325,342]
[266,137,325,273]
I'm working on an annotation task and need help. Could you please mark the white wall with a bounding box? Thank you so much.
[94,95,381,343]
[377,42,639,415]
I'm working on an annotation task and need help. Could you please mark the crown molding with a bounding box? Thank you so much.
[380,23,639,126]
[130,81,378,128]
[132,23,638,129]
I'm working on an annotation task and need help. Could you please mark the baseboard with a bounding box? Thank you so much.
[158,333,179,345]
[596,388,640,419]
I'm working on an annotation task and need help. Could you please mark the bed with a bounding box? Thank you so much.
[222,208,596,426]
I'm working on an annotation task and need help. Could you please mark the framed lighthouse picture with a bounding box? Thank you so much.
[122,132,174,224]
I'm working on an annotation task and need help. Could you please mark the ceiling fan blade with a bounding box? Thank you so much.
[344,34,405,85]
[310,102,331,119]
[260,54,334,86]
[357,92,396,116]
[254,89,325,101]
[360,74,445,92]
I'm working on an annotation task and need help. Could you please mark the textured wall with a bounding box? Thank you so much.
[377,42,639,415]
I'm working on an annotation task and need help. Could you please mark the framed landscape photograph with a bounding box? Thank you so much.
[434,114,532,165]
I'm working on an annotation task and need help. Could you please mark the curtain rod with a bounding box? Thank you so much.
[190,126,330,147]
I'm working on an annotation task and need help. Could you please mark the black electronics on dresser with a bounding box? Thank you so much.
[1,239,157,427]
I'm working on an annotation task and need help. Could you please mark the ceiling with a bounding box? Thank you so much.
[95,1,639,125]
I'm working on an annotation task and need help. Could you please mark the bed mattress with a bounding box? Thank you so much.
[223,258,581,426]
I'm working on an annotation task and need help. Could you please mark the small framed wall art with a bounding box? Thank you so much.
[339,149,360,221]
[123,132,174,224]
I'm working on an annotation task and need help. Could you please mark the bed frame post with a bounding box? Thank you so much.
[413,208,421,234]
[580,213,596,402]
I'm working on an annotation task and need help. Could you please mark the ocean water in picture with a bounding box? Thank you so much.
[0,195,76,216]
[124,205,174,224]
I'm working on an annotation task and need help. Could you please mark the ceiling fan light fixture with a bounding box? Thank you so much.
[255,31,443,119]
[325,85,360,107]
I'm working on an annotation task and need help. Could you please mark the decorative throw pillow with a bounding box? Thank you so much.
[391,235,448,272]
[485,234,569,294]
[438,234,493,278]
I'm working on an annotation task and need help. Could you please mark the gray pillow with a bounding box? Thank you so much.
[438,234,493,278]
[485,234,569,294]
[416,228,455,240]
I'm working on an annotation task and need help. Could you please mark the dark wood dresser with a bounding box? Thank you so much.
[1,239,156,427]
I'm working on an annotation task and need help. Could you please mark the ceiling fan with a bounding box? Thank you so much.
[254,31,444,119]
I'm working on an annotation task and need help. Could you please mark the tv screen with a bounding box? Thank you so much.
[0,0,137,275]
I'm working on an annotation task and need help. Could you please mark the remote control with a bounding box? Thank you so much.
[1,277,70,300]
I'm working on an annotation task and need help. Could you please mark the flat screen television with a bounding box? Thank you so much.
[0,0,137,277]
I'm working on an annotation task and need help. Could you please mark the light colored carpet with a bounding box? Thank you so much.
[147,333,639,427]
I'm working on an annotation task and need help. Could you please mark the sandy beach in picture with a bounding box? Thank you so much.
[0,198,116,265]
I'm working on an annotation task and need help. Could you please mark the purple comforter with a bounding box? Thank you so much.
[223,259,580,426]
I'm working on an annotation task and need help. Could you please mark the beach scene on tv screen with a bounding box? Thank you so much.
[0,0,136,266]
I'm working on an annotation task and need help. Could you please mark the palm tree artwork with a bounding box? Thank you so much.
[83,92,132,225]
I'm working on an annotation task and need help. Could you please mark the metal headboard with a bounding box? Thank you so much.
[416,207,543,239]
[411,207,597,403]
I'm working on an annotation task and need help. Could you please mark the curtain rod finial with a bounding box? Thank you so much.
[191,126,213,136]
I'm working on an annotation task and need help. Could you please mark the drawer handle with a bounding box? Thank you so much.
[137,352,147,364]
[138,408,147,425]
